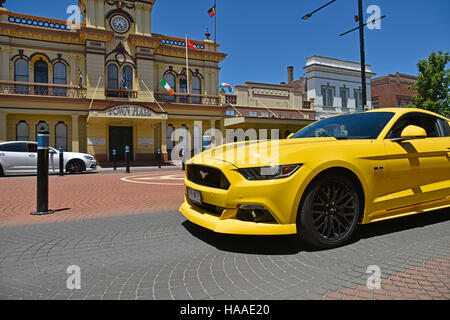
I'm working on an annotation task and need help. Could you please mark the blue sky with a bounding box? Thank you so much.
[5,0,450,87]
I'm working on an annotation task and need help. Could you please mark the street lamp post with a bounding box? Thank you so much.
[357,0,367,108]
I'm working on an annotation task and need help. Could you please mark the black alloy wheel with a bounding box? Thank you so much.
[298,174,360,249]
[66,160,84,174]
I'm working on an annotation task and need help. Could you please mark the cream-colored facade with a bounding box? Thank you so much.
[0,0,314,164]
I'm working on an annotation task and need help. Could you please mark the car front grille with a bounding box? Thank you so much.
[186,164,230,190]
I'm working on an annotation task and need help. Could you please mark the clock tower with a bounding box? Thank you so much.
[79,0,154,36]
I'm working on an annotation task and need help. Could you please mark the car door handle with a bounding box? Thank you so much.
[0,153,5,156]
[28,154,36,157]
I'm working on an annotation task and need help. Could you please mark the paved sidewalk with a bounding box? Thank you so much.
[0,170,185,227]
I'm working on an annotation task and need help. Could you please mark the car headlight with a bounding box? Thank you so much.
[83,155,94,160]
[236,164,302,180]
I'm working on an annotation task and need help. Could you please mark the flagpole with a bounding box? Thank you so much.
[185,35,190,94]
[214,0,217,52]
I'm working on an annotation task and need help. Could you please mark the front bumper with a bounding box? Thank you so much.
[179,200,296,235]
[179,163,313,235]
[85,160,97,171]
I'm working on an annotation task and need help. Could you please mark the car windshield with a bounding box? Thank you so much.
[291,112,395,140]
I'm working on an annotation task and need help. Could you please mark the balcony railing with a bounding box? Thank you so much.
[105,88,138,99]
[302,100,312,109]
[225,94,237,105]
[154,92,220,105]
[0,81,86,98]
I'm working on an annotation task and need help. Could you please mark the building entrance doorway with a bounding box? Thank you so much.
[109,126,133,161]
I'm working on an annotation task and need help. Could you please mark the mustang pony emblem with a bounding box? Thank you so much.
[199,170,209,180]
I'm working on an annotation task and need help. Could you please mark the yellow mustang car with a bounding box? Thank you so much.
[179,108,450,248]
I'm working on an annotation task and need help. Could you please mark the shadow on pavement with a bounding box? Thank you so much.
[182,208,450,255]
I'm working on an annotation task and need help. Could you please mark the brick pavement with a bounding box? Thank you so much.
[0,170,185,227]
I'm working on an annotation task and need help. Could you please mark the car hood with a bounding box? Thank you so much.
[189,137,343,168]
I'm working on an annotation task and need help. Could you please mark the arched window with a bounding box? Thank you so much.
[164,73,176,102]
[179,75,187,93]
[34,60,48,83]
[165,73,176,92]
[122,65,133,90]
[192,76,201,103]
[35,121,49,140]
[34,59,48,95]
[55,122,68,151]
[16,121,29,141]
[166,124,174,150]
[14,59,29,93]
[192,77,201,94]
[107,64,119,89]
[53,62,67,96]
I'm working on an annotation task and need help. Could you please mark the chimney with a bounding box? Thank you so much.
[287,66,294,83]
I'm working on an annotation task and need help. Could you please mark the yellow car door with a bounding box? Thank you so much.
[381,113,450,212]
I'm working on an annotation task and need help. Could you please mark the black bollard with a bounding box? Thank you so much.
[30,127,55,215]
[157,148,161,169]
[112,148,117,170]
[59,146,64,176]
[181,147,185,171]
[125,145,130,173]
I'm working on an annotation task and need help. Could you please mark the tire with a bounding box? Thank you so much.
[0,164,4,177]
[66,159,85,174]
[297,173,360,249]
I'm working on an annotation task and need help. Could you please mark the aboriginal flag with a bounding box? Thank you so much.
[208,5,216,18]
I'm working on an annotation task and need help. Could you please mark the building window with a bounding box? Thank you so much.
[260,111,269,118]
[321,86,334,107]
[354,89,363,109]
[122,65,133,90]
[396,100,401,108]
[166,124,174,150]
[179,75,187,93]
[107,64,119,89]
[14,59,29,94]
[225,110,235,117]
[55,122,68,151]
[53,62,67,96]
[404,101,408,108]
[35,121,49,140]
[34,59,49,95]
[165,73,176,92]
[192,76,201,103]
[16,121,29,141]
[34,59,48,83]
[249,111,258,117]
[340,87,349,108]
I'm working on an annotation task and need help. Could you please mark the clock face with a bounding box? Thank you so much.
[110,15,130,34]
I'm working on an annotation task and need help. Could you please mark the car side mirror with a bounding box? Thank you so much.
[391,125,427,142]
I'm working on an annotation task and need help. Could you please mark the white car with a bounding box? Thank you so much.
[0,141,97,176]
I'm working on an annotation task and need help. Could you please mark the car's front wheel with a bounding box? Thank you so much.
[297,174,360,249]
[66,159,85,174]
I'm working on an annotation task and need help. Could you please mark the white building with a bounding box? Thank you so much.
[304,56,375,120]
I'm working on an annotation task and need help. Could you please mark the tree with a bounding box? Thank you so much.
[409,51,450,117]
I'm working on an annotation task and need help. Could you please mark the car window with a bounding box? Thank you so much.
[27,143,37,153]
[438,119,449,137]
[387,113,444,139]
[291,112,395,140]
[0,142,28,152]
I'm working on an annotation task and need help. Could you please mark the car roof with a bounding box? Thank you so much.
[0,141,36,145]
[366,107,449,120]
